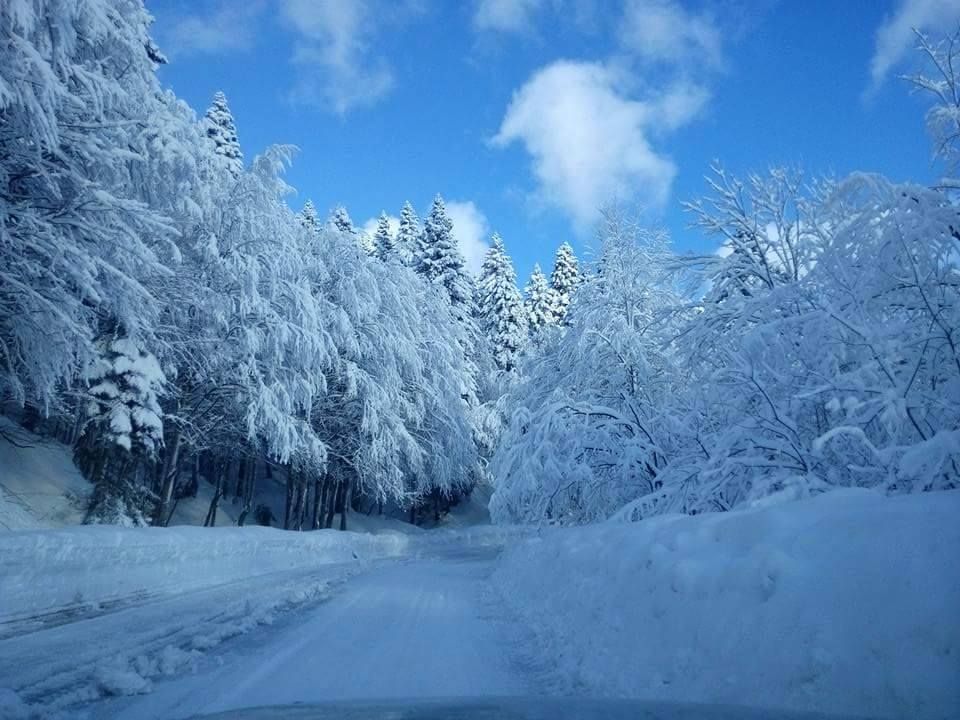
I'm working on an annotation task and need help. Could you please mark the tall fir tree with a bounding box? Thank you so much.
[394,201,419,266]
[550,241,582,322]
[415,195,472,308]
[204,91,243,176]
[476,234,527,371]
[524,263,560,334]
[300,199,319,233]
[373,212,395,261]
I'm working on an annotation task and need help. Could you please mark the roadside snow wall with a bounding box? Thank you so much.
[493,488,960,720]
[0,525,412,624]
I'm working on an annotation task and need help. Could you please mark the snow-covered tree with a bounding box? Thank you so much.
[524,264,561,335]
[394,201,420,266]
[549,242,582,322]
[82,337,166,456]
[329,205,375,254]
[300,199,320,233]
[415,195,473,308]
[491,211,681,524]
[905,26,960,187]
[373,212,395,260]
[476,234,527,371]
[204,91,243,176]
[0,0,178,412]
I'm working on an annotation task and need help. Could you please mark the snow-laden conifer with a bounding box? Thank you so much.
[476,234,527,371]
[204,91,243,176]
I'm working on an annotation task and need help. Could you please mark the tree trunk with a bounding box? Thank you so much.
[311,478,323,530]
[234,458,247,503]
[290,470,305,531]
[283,468,294,530]
[203,460,224,527]
[339,478,352,531]
[154,430,181,526]
[324,480,339,529]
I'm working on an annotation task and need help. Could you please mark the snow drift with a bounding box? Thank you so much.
[493,489,960,720]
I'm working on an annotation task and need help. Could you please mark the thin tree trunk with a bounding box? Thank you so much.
[204,460,224,527]
[339,478,352,531]
[311,478,323,530]
[154,430,181,526]
[324,480,339,529]
[234,458,247,503]
[283,468,294,530]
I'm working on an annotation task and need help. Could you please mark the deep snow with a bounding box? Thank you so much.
[493,489,960,720]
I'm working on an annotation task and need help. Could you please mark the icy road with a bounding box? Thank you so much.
[104,546,530,718]
[0,540,535,719]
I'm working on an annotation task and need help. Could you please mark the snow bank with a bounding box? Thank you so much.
[0,524,412,625]
[493,489,960,720]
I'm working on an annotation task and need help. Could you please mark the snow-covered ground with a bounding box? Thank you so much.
[493,489,960,720]
[2,414,956,720]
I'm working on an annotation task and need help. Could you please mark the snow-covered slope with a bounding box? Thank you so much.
[0,418,90,530]
[493,489,960,720]
[0,416,238,530]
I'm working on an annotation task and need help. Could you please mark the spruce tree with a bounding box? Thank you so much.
[415,195,472,308]
[524,263,560,334]
[204,91,243,176]
[300,200,319,233]
[550,241,582,322]
[477,234,527,371]
[394,201,420,267]
[373,212,395,261]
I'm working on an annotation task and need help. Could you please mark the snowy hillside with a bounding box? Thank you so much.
[494,489,960,719]
[0,417,236,531]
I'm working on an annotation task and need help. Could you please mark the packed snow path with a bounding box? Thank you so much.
[3,543,533,719]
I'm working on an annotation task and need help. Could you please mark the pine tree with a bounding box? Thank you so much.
[300,200,319,233]
[477,234,527,371]
[373,212,395,260]
[415,195,472,307]
[394,201,420,266]
[550,241,582,322]
[204,91,243,175]
[524,263,560,334]
[330,205,375,254]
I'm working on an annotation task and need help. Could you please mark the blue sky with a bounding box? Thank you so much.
[147,0,959,283]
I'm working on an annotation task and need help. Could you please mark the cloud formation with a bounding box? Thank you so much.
[446,200,492,276]
[618,0,723,70]
[490,0,722,231]
[161,1,265,57]
[493,61,707,229]
[473,0,545,33]
[869,0,960,91]
[282,0,396,114]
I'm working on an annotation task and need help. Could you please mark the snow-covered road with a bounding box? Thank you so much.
[8,544,534,719]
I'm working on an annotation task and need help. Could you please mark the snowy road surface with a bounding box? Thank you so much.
[1,544,533,719]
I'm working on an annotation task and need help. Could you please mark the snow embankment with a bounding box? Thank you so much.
[493,489,960,720]
[0,524,412,627]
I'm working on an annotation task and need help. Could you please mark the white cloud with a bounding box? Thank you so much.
[618,0,723,70]
[473,0,545,33]
[493,60,708,229]
[446,201,491,275]
[162,1,265,57]
[282,0,394,114]
[361,214,400,239]
[868,0,960,91]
